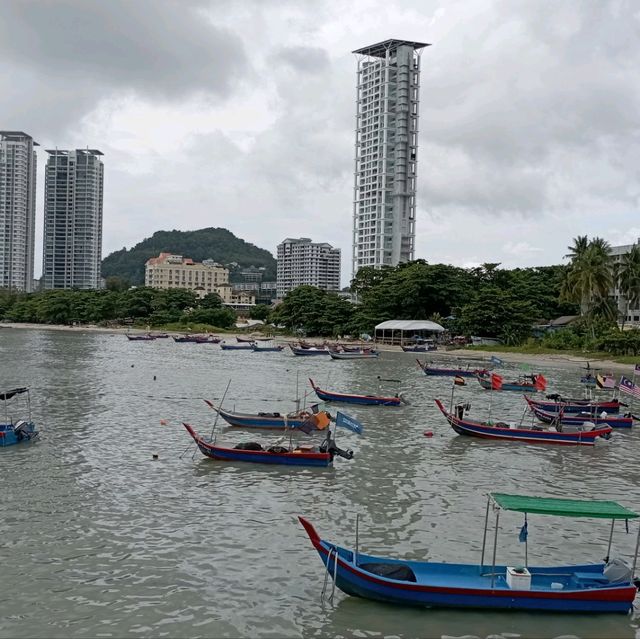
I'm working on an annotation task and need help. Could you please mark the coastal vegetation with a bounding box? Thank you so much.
[101,227,277,285]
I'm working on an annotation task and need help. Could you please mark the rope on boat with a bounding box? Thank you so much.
[320,546,335,603]
[329,547,339,605]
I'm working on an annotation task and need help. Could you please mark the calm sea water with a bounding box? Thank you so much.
[0,328,639,639]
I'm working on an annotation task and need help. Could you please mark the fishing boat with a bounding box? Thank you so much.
[309,378,404,406]
[126,334,156,341]
[173,334,216,343]
[477,372,546,393]
[220,342,254,350]
[299,493,640,613]
[210,405,322,430]
[435,399,611,446]
[149,332,169,339]
[236,336,257,343]
[416,360,487,377]
[524,396,633,429]
[290,345,330,356]
[251,344,285,352]
[0,388,38,447]
[329,350,379,360]
[527,395,622,415]
[182,421,354,467]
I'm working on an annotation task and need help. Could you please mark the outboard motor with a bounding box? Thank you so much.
[320,433,354,460]
[13,420,29,441]
[603,558,633,584]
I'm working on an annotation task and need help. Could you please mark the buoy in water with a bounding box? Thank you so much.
[152,453,159,460]
[423,431,433,438]
[153,375,157,381]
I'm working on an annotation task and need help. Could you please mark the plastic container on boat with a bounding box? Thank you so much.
[506,566,531,590]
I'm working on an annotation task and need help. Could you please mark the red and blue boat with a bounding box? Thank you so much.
[0,388,38,447]
[524,396,633,429]
[417,359,487,377]
[435,399,611,446]
[527,395,622,415]
[299,493,640,613]
[182,422,353,467]
[477,372,546,393]
[309,379,404,406]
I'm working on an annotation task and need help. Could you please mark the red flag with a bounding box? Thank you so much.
[491,373,503,390]
[534,374,547,391]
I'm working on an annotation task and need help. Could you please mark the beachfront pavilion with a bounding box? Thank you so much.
[374,320,445,346]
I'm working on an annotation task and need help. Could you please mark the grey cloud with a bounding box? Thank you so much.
[272,46,330,73]
[0,0,247,98]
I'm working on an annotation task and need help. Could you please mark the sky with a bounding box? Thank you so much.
[2,0,639,285]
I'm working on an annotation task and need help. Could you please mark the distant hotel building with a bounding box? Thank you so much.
[0,131,38,291]
[352,39,428,275]
[611,238,640,325]
[145,252,255,306]
[276,238,341,298]
[43,149,104,289]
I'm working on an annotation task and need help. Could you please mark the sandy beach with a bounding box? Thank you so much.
[1,321,634,372]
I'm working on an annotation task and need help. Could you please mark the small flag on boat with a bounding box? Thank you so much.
[490,356,504,366]
[596,374,616,390]
[336,411,363,435]
[519,516,528,543]
[454,376,466,386]
[534,374,547,391]
[619,376,640,399]
[490,373,503,390]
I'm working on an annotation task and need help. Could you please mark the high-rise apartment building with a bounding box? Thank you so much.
[43,149,104,289]
[0,131,38,291]
[276,238,341,298]
[352,39,429,275]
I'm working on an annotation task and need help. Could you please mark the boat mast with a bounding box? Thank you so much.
[479,494,490,573]
[490,507,500,588]
[631,522,640,576]
[605,519,615,561]
[210,380,232,441]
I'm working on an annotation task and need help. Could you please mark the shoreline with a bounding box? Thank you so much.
[0,321,634,372]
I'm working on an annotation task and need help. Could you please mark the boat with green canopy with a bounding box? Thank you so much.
[299,492,640,613]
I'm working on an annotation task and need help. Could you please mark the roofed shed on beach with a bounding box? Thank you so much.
[374,320,445,345]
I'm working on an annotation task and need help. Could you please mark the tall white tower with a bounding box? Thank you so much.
[43,149,104,289]
[352,39,429,276]
[0,131,38,291]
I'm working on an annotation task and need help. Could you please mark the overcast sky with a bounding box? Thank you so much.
[3,0,639,284]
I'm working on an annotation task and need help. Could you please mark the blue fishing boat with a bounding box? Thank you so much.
[126,333,156,341]
[435,400,611,446]
[209,404,322,430]
[0,388,38,447]
[182,422,353,467]
[329,350,379,360]
[527,395,622,415]
[477,372,546,393]
[290,345,330,356]
[299,493,640,613]
[416,360,488,377]
[524,396,633,429]
[309,379,404,406]
[220,342,254,350]
[251,344,285,352]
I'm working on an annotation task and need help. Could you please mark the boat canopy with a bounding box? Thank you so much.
[490,493,639,520]
[0,387,29,401]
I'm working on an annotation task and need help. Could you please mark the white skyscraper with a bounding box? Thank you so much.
[43,149,104,289]
[0,131,38,291]
[276,238,341,298]
[352,39,428,276]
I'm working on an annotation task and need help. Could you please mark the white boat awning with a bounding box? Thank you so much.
[374,320,445,332]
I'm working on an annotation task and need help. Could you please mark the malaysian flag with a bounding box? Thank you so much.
[619,376,640,399]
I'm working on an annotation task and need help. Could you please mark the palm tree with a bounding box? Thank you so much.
[562,237,613,318]
[616,245,640,328]
[565,235,590,261]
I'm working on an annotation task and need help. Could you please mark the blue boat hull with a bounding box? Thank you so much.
[299,518,635,613]
[310,379,401,406]
[0,422,38,447]
[290,347,329,356]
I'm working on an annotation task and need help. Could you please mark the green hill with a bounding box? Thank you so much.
[101,228,276,285]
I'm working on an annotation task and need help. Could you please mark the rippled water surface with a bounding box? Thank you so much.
[1,328,640,638]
